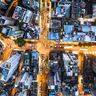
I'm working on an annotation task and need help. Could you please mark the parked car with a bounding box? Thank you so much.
[83,84,91,95]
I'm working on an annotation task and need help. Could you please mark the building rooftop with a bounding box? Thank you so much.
[22,0,39,10]
[12,6,26,21]
[0,1,7,9]
[50,20,61,28]
[23,10,33,23]
[12,6,33,23]
[0,53,21,82]
[63,53,70,61]
[63,25,96,42]
[48,32,60,42]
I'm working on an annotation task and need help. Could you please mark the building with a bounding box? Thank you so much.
[62,52,79,95]
[0,16,15,25]
[51,0,61,2]
[48,20,61,42]
[71,0,85,18]
[92,61,96,74]
[24,75,33,89]
[83,55,94,95]
[12,6,33,24]
[19,72,29,88]
[9,30,24,38]
[49,60,61,96]
[0,10,4,15]
[0,53,21,82]
[51,1,71,17]
[12,6,26,21]
[22,0,39,10]
[2,26,24,38]
[23,26,39,39]
[63,53,78,77]
[63,23,96,42]
[15,73,23,88]
[23,10,33,23]
[85,2,92,18]
[0,1,7,9]
[15,72,38,95]
[92,4,96,19]
[50,19,61,29]
[0,43,3,57]
[15,50,39,96]
[18,90,27,96]
[91,55,96,74]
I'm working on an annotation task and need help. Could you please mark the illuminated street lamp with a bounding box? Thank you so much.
[72,51,78,54]
[92,52,94,54]
[64,46,73,49]
[79,48,88,51]
[89,51,91,54]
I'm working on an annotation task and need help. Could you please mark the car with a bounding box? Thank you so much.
[43,59,46,62]
[83,84,91,95]
[47,3,50,6]
[54,45,63,48]
[40,79,42,82]
[50,45,53,48]
[75,88,79,96]
[42,4,44,7]
[47,20,49,23]
[47,8,49,11]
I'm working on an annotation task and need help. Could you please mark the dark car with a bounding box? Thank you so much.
[47,20,49,23]
[47,3,50,6]
[47,8,49,11]
[83,84,91,95]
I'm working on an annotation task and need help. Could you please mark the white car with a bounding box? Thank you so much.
[75,88,79,96]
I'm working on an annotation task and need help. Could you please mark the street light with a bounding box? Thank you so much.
[86,52,88,54]
[84,52,86,54]
[92,52,94,54]
[89,51,91,54]
[64,46,73,49]
[72,51,78,54]
[79,48,88,51]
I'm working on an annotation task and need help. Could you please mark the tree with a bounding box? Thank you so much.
[83,43,88,47]
[14,38,26,47]
[88,42,92,46]
[1,33,9,38]
[78,42,82,47]
[27,41,36,44]
[18,22,24,29]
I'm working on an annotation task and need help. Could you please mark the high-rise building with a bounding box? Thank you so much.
[0,53,21,82]
[63,53,78,77]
